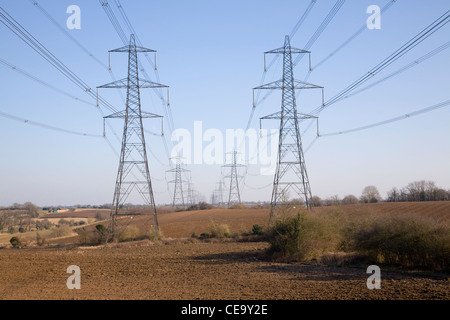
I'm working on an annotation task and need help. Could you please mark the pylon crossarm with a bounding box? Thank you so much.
[140,111,163,118]
[265,47,310,55]
[254,79,323,90]
[103,110,162,119]
[109,45,156,53]
[97,78,168,89]
[260,111,281,120]
[260,111,317,120]
[137,79,169,88]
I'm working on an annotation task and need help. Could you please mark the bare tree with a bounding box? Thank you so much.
[310,196,323,207]
[23,202,39,218]
[342,194,359,205]
[325,195,341,206]
[360,186,382,203]
[386,187,400,202]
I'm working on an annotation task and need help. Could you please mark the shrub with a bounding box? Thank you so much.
[36,219,52,230]
[58,218,71,225]
[210,222,230,238]
[263,206,450,271]
[341,215,450,272]
[118,226,139,242]
[95,224,108,243]
[187,202,214,211]
[146,228,163,241]
[265,209,345,261]
[95,224,106,233]
[266,212,302,257]
[198,202,213,210]
[36,232,46,247]
[50,225,73,238]
[252,224,264,236]
[95,212,108,221]
[10,236,22,248]
[77,228,91,245]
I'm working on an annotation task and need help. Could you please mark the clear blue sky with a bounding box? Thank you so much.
[0,0,449,206]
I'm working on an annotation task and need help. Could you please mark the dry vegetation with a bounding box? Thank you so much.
[265,204,449,272]
[0,202,449,300]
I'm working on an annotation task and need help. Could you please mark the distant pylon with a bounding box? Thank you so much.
[254,35,324,217]
[97,34,168,239]
[223,150,245,208]
[186,181,197,207]
[166,156,190,208]
[213,180,226,206]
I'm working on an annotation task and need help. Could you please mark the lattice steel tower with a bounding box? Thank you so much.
[166,157,190,208]
[254,35,324,216]
[223,150,245,208]
[213,180,226,207]
[98,34,168,238]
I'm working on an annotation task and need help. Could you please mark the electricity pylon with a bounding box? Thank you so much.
[223,150,245,208]
[97,34,168,239]
[254,35,324,217]
[166,156,190,208]
[213,180,226,206]
[186,181,196,207]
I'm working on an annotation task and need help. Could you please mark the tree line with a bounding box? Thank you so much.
[311,180,449,207]
[386,180,449,202]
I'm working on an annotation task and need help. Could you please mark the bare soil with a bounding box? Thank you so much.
[0,239,448,300]
[0,203,448,300]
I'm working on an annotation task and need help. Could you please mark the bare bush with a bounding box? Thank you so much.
[209,221,230,238]
[341,214,450,271]
[50,225,72,238]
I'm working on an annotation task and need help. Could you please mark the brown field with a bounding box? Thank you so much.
[43,208,111,219]
[315,201,450,225]
[0,202,448,300]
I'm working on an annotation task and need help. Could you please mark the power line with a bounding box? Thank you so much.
[100,0,173,124]
[297,0,397,87]
[249,0,345,130]
[0,57,95,107]
[0,6,119,114]
[245,0,318,136]
[98,0,128,44]
[289,0,318,40]
[28,0,109,71]
[29,0,128,108]
[318,99,450,138]
[313,9,450,115]
[312,0,397,71]
[343,39,450,100]
[0,110,103,138]
[0,6,132,161]
[242,98,450,191]
[293,0,346,66]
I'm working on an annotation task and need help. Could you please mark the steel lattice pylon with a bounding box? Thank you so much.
[254,35,324,217]
[97,34,168,240]
[223,150,245,208]
[166,157,190,209]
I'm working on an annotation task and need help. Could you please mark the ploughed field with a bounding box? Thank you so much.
[0,202,448,300]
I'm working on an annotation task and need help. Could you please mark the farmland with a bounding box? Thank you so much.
[0,202,449,300]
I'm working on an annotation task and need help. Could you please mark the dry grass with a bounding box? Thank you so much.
[266,204,450,272]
